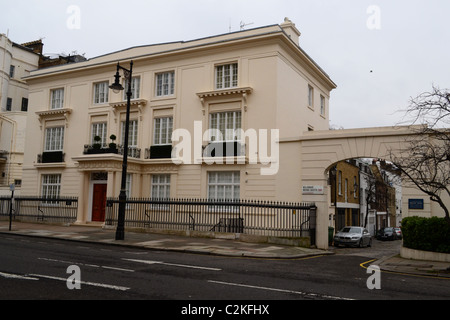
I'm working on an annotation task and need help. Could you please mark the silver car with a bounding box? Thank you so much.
[333,226,372,248]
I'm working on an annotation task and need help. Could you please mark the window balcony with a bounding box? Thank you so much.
[0,151,7,162]
[119,145,141,159]
[200,141,247,164]
[203,141,245,158]
[145,145,173,160]
[82,145,140,159]
[37,151,65,164]
[84,144,119,155]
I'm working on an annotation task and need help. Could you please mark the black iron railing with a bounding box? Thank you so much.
[0,196,78,224]
[105,197,316,240]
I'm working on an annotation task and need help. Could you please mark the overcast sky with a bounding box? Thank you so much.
[1,0,449,129]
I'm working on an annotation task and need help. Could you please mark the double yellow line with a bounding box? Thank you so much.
[360,259,450,280]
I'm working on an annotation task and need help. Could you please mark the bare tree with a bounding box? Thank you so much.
[400,85,450,129]
[392,85,450,221]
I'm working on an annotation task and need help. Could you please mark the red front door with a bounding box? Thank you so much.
[92,184,107,222]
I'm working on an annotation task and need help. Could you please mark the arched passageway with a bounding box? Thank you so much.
[298,125,424,249]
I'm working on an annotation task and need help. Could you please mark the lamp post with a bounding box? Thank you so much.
[109,61,133,240]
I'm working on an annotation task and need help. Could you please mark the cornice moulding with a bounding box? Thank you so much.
[197,87,253,99]
[36,108,73,128]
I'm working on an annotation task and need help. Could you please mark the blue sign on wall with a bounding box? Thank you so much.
[408,199,424,210]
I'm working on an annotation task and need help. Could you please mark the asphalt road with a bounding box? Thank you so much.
[0,234,448,311]
[331,235,403,259]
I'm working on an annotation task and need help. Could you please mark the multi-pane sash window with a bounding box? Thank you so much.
[208,171,240,201]
[320,95,325,115]
[124,77,140,100]
[51,88,64,109]
[41,174,61,199]
[126,174,132,198]
[308,85,314,107]
[156,71,175,97]
[45,127,65,151]
[6,98,12,111]
[94,82,109,104]
[215,63,238,89]
[151,174,171,199]
[21,98,28,112]
[121,120,138,147]
[209,111,241,141]
[91,122,108,147]
[9,65,15,78]
[153,117,173,145]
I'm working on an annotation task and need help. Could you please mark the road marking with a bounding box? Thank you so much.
[208,280,354,300]
[0,272,39,281]
[359,259,377,270]
[29,274,130,291]
[360,258,450,280]
[101,266,135,272]
[38,257,134,273]
[124,251,149,255]
[123,259,222,271]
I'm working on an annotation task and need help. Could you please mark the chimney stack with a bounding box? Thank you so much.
[280,17,301,46]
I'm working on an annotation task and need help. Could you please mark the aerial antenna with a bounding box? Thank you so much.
[240,21,254,31]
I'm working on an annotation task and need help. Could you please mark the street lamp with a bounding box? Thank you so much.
[109,61,133,240]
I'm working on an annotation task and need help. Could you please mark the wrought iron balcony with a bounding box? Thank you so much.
[37,151,65,163]
[118,145,141,159]
[83,144,119,155]
[144,145,173,159]
[83,144,140,159]
[203,141,245,158]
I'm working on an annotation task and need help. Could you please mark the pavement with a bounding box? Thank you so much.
[0,220,449,278]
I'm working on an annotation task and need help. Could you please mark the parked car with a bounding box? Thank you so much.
[394,227,402,239]
[333,226,372,248]
[376,227,398,241]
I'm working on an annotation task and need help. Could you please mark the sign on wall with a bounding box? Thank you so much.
[408,199,424,210]
[302,185,324,195]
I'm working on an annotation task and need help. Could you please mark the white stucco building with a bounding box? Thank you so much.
[21,19,336,232]
[19,18,446,250]
[0,34,39,194]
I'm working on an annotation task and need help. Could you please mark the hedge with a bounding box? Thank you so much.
[401,216,450,253]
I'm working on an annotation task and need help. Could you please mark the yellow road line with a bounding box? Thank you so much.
[360,259,450,280]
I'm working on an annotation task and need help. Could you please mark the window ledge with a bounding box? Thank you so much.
[197,87,253,99]
[36,108,73,117]
[110,99,147,121]
[34,162,67,168]
[36,108,72,128]
[197,87,252,112]
[197,156,248,165]
[109,98,148,109]
[142,158,175,165]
